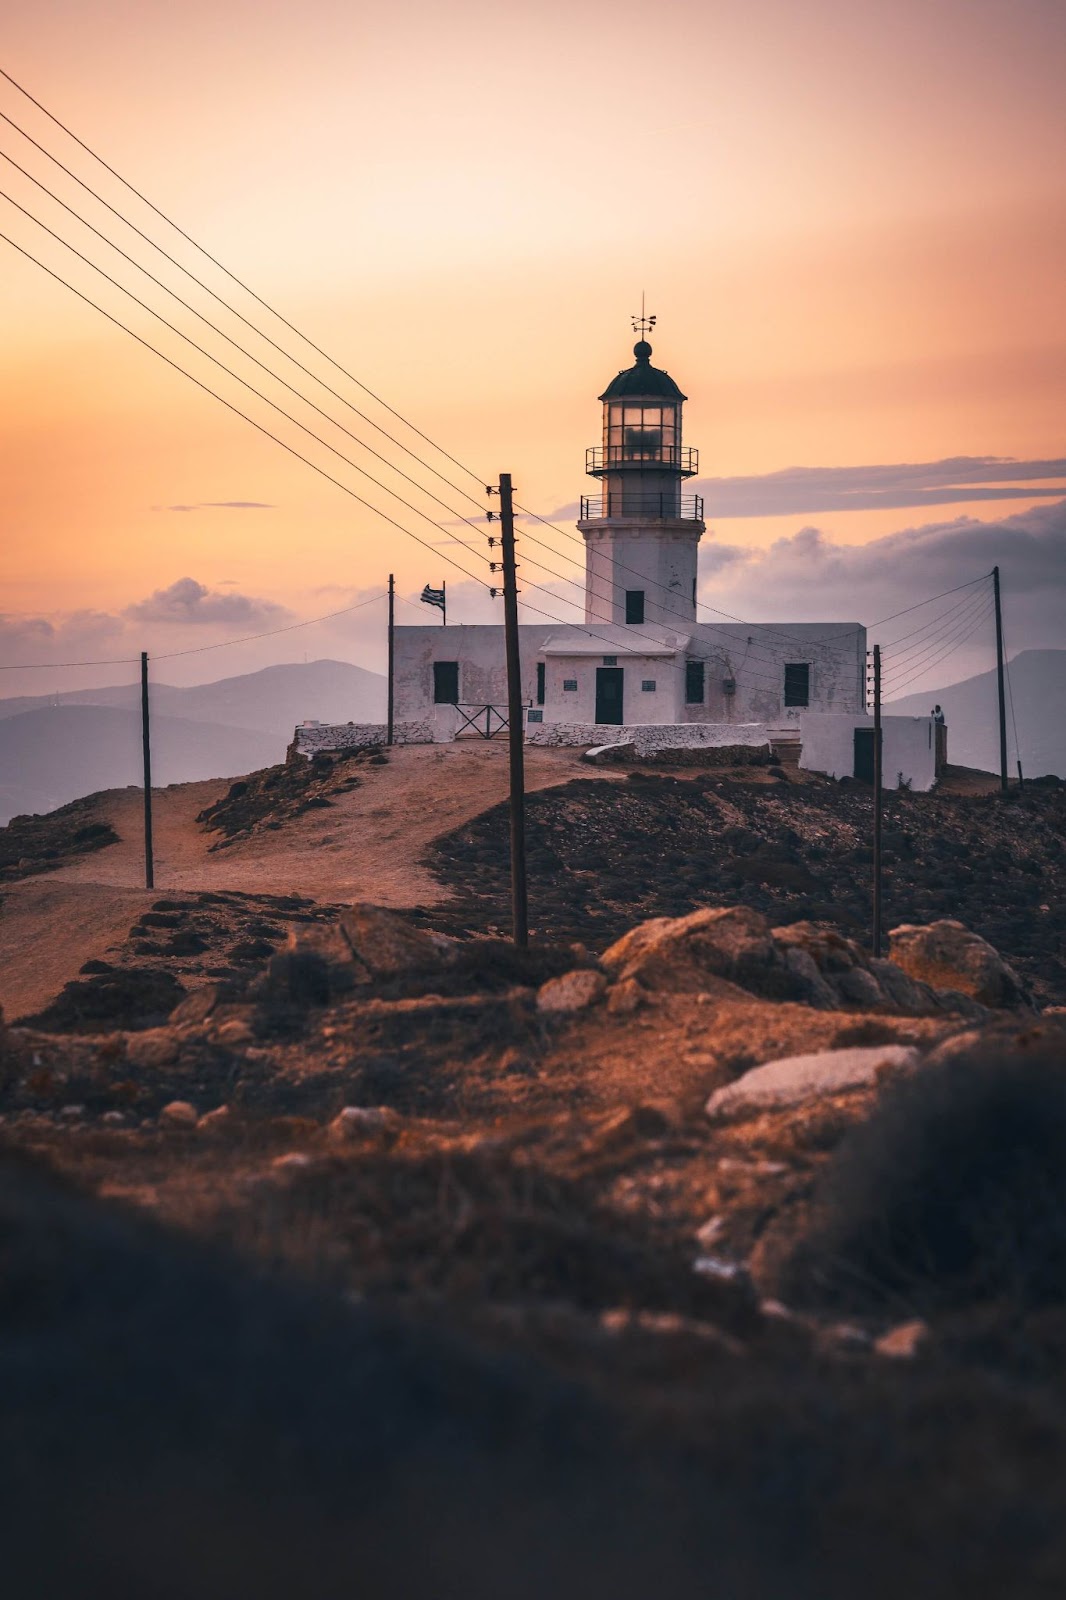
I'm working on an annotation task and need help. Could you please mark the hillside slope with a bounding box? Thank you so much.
[0,705,280,822]
[0,658,385,738]
[888,648,1065,777]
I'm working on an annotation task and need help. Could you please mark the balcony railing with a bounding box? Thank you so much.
[579,492,704,522]
[586,444,699,477]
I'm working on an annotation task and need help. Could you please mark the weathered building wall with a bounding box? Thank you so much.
[799,712,940,791]
[392,620,866,728]
[541,648,682,725]
[392,625,556,719]
[583,525,700,627]
[681,623,866,725]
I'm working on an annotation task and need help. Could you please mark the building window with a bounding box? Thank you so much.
[641,679,656,692]
[685,660,705,703]
[536,662,545,705]
[602,655,617,665]
[433,661,459,704]
[625,590,645,624]
[563,678,578,692]
[784,662,810,707]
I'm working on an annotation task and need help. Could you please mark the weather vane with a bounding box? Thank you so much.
[631,292,656,338]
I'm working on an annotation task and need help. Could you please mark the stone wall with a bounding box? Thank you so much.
[525,717,772,755]
[290,719,434,759]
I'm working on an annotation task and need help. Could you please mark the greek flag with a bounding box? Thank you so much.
[420,584,446,612]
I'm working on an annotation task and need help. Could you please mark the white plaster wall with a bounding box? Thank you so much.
[582,525,700,627]
[799,713,939,790]
[542,651,682,726]
[682,623,867,725]
[393,625,556,719]
[392,619,867,728]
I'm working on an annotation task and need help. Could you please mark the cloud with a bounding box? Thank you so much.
[0,609,126,666]
[698,498,1066,689]
[693,457,1066,518]
[153,501,275,512]
[540,457,1066,525]
[124,578,292,628]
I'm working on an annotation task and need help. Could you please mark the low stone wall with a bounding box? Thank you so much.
[525,718,772,756]
[290,720,434,759]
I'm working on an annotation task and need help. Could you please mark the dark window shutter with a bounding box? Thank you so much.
[433,661,460,704]
[625,590,645,624]
[685,660,705,703]
[784,663,810,707]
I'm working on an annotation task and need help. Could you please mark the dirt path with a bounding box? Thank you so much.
[0,744,594,1020]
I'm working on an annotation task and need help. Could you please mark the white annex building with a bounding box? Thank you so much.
[297,329,945,789]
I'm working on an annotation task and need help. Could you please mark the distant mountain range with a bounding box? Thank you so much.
[887,649,1065,779]
[0,659,385,823]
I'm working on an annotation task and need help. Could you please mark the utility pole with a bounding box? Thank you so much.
[386,573,395,746]
[498,472,529,947]
[442,580,447,628]
[872,643,883,957]
[140,651,154,890]
[993,565,1008,793]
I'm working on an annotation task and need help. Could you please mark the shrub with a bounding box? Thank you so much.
[783,1042,1066,1313]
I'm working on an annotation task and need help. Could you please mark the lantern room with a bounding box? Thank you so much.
[578,328,706,626]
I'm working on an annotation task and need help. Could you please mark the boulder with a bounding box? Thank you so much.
[169,986,221,1027]
[705,1043,921,1120]
[888,920,1030,1010]
[327,1105,397,1141]
[602,906,781,995]
[125,1029,180,1070]
[337,904,458,983]
[536,969,608,1014]
[159,1100,199,1128]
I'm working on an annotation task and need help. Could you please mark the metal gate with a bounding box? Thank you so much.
[454,703,509,739]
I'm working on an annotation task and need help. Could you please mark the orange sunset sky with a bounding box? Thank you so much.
[1,0,1064,688]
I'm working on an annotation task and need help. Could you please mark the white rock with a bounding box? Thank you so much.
[705,1044,921,1119]
[271,1152,312,1172]
[536,969,607,1014]
[693,1254,744,1281]
[327,1105,395,1140]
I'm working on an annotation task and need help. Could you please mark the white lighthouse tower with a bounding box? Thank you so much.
[577,316,705,631]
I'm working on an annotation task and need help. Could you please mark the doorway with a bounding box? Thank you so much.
[595,666,624,725]
[854,727,876,784]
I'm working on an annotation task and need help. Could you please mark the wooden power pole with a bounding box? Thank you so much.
[386,573,395,746]
[498,472,529,947]
[140,650,154,890]
[872,643,883,957]
[993,564,1008,793]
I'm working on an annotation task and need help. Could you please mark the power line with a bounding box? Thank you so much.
[153,590,387,659]
[0,86,868,660]
[0,69,487,497]
[881,600,995,697]
[0,228,498,593]
[880,588,993,684]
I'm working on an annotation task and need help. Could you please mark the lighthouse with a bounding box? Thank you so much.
[578,320,705,630]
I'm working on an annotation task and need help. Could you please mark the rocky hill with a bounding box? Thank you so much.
[3,744,1066,1597]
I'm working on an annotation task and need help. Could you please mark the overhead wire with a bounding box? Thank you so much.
[881,600,995,697]
[0,70,998,700]
[880,587,994,684]
[0,84,874,662]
